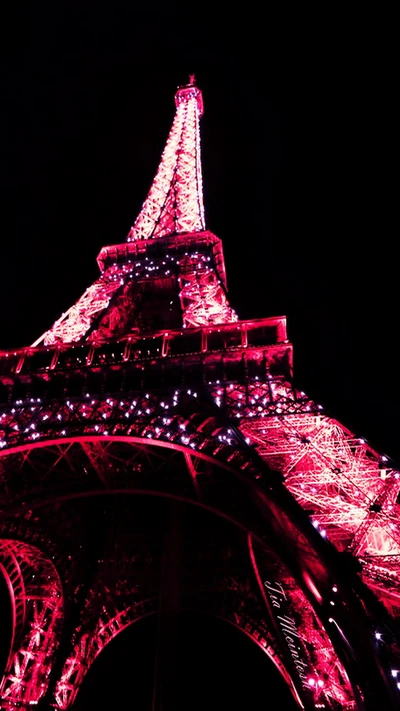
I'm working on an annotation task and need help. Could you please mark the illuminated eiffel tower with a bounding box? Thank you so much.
[0,76,399,710]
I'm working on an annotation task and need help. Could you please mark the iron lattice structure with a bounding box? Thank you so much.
[0,77,399,710]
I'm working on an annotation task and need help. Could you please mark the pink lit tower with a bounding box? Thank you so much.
[0,76,399,710]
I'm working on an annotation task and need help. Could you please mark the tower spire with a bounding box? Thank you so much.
[127,78,205,242]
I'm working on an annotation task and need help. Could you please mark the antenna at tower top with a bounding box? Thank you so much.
[174,76,203,115]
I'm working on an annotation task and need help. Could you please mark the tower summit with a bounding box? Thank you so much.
[127,75,205,242]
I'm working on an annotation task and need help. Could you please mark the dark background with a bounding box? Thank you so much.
[0,3,397,708]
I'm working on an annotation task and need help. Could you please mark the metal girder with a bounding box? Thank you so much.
[0,541,63,707]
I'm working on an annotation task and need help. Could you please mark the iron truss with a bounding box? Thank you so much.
[0,377,400,708]
[3,360,399,616]
[126,81,205,242]
[0,431,362,710]
[0,540,63,707]
[32,77,223,347]
[32,233,237,346]
[1,77,400,710]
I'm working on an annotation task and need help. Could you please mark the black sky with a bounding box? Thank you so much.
[0,4,398,708]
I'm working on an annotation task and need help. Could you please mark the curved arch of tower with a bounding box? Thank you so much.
[0,77,399,710]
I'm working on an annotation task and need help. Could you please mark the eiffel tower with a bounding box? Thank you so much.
[0,76,399,710]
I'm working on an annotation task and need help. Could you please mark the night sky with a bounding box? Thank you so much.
[0,4,397,708]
